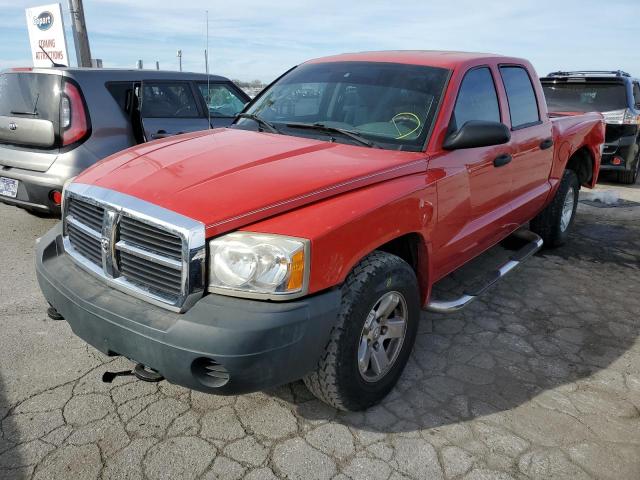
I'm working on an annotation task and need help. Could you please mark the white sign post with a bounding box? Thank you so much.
[25,3,70,67]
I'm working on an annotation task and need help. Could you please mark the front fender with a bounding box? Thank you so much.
[241,173,436,303]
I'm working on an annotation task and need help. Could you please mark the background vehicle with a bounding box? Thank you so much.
[541,70,640,184]
[37,51,604,411]
[0,68,249,214]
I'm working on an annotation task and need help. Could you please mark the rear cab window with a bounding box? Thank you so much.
[198,83,246,117]
[451,67,500,131]
[0,72,61,149]
[499,66,540,129]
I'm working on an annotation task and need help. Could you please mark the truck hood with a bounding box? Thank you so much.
[76,128,426,236]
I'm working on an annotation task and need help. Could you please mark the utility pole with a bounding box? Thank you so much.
[68,0,92,67]
[177,50,182,72]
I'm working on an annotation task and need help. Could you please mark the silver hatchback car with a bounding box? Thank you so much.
[0,68,250,215]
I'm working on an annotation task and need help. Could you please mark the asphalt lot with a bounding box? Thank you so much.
[0,180,639,480]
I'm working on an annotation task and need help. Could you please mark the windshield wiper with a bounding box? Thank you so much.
[285,122,378,148]
[236,113,281,134]
[11,93,40,117]
[10,110,38,116]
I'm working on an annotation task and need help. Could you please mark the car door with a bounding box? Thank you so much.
[498,65,554,223]
[196,82,248,128]
[430,66,516,279]
[138,80,209,141]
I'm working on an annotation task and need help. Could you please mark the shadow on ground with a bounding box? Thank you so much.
[272,209,640,433]
[0,374,27,479]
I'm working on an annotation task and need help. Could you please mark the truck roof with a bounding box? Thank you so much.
[306,50,522,70]
[1,67,229,82]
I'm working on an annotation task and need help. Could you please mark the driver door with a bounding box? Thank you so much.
[431,66,516,278]
[138,81,209,141]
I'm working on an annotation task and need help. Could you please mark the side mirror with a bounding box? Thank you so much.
[443,120,511,150]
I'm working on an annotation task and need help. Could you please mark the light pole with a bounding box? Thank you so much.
[68,0,92,67]
[177,50,182,72]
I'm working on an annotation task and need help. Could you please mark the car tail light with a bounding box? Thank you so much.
[61,81,89,146]
[50,190,62,205]
[602,108,640,125]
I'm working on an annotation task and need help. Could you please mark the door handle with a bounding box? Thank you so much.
[540,138,554,150]
[493,154,512,168]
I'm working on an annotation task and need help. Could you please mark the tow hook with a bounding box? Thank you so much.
[102,363,164,383]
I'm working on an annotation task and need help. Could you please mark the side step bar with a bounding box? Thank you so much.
[425,230,543,314]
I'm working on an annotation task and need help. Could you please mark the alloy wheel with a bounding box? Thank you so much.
[357,291,408,382]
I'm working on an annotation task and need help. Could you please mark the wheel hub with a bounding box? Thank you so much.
[560,187,575,232]
[357,291,408,383]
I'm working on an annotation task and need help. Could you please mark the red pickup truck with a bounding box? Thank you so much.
[36,51,604,411]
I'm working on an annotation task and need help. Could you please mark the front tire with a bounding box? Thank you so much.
[530,169,579,248]
[303,251,420,411]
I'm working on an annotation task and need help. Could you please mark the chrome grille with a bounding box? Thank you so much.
[62,184,206,312]
[119,216,183,259]
[67,220,102,265]
[66,197,103,267]
[118,250,183,297]
[68,197,104,232]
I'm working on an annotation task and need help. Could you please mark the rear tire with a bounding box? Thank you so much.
[530,169,579,248]
[303,251,420,411]
[616,157,639,185]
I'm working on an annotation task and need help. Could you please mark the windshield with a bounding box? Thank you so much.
[237,61,450,151]
[542,81,628,113]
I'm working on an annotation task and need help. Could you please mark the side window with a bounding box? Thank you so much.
[451,67,500,131]
[633,82,640,108]
[140,83,199,118]
[499,66,540,128]
[198,83,246,117]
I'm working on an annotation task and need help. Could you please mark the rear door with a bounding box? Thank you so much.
[499,65,553,222]
[196,82,248,127]
[138,80,209,141]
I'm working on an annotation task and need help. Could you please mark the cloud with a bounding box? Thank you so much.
[1,0,638,81]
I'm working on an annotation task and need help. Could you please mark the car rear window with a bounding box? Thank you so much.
[0,73,61,126]
[542,81,628,113]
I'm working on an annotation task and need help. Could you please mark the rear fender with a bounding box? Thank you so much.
[550,118,604,190]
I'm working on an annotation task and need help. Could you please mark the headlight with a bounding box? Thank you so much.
[208,232,309,299]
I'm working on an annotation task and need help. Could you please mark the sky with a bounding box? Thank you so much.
[0,0,638,82]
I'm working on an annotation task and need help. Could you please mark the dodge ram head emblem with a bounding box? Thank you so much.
[8,122,17,131]
[101,238,110,251]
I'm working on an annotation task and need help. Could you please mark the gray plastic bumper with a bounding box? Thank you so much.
[36,224,341,394]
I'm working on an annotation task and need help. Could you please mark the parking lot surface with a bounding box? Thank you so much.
[0,182,639,480]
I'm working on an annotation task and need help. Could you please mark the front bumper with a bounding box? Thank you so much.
[36,224,341,394]
[600,130,639,172]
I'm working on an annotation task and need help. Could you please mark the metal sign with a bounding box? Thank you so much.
[25,3,70,67]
